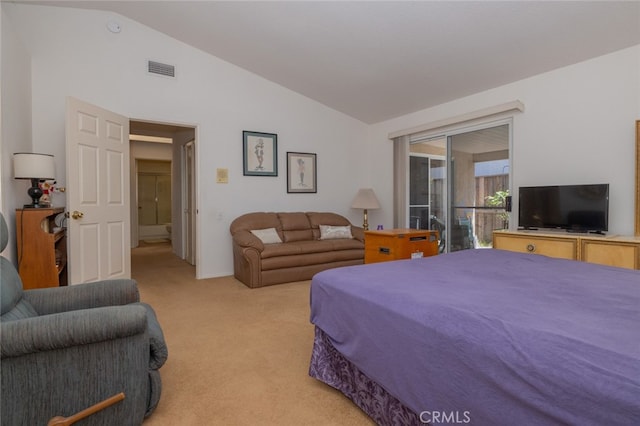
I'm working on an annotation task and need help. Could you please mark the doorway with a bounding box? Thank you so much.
[130,120,197,266]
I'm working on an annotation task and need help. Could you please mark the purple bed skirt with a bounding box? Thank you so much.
[309,326,422,425]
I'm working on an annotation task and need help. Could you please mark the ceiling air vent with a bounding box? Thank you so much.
[148,60,175,78]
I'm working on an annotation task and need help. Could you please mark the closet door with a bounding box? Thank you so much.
[138,174,159,226]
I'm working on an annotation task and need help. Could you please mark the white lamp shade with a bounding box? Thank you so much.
[13,153,55,179]
[350,188,380,210]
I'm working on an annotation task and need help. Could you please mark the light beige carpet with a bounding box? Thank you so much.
[132,242,374,425]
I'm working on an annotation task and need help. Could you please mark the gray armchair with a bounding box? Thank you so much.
[1,212,167,425]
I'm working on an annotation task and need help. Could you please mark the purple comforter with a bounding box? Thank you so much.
[310,249,640,425]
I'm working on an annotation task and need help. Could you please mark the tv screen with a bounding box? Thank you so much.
[518,184,609,232]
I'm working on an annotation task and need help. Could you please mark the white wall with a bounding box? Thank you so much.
[1,7,33,263]
[2,3,369,278]
[369,45,640,236]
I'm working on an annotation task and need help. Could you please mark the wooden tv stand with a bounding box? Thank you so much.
[493,230,640,270]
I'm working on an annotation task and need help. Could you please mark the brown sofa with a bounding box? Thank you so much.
[230,212,364,288]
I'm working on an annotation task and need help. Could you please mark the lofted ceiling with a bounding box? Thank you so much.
[14,1,640,124]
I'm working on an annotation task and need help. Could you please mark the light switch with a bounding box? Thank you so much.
[216,168,229,183]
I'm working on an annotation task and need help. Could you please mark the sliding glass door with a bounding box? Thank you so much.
[408,122,511,253]
[409,138,446,251]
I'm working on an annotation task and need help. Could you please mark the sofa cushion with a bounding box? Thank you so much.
[278,212,311,230]
[230,212,283,240]
[319,225,353,240]
[283,230,313,242]
[250,228,283,244]
[260,239,363,259]
[278,213,313,242]
[307,212,351,227]
[307,212,352,239]
[261,248,364,271]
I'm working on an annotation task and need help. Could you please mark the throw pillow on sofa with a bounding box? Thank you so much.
[319,225,353,240]
[250,228,283,244]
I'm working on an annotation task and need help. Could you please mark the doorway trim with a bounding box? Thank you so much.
[182,140,196,265]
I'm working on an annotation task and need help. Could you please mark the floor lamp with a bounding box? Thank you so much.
[350,188,380,231]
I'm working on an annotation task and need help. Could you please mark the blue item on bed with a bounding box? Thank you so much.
[309,249,640,425]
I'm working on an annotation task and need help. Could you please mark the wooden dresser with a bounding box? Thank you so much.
[493,230,640,270]
[365,228,439,264]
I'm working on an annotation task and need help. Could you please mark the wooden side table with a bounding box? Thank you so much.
[364,228,439,264]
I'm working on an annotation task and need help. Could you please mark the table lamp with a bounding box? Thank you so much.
[350,188,380,230]
[13,153,56,208]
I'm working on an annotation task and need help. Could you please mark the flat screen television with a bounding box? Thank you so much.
[518,184,609,233]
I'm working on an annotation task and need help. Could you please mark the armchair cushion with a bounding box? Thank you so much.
[0,258,38,321]
[147,369,163,416]
[138,302,168,370]
[1,305,147,358]
[23,279,140,316]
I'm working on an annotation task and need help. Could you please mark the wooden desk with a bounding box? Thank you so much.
[365,228,439,264]
[16,207,68,288]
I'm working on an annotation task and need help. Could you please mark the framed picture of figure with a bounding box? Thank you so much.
[287,152,317,193]
[243,131,278,176]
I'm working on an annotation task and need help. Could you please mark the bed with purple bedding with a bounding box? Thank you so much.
[309,249,640,425]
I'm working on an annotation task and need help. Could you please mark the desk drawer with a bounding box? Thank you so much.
[581,240,639,270]
[493,234,577,260]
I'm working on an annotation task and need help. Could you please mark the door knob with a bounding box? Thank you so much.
[71,210,84,220]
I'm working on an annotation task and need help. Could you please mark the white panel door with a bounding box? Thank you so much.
[66,97,131,283]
